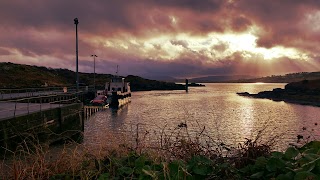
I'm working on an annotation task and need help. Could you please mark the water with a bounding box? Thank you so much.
[84,83,320,151]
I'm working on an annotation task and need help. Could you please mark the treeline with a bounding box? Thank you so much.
[0,62,184,91]
[232,72,320,83]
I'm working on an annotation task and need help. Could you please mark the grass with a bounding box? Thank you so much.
[1,122,320,179]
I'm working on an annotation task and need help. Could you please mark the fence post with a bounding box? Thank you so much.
[28,98,30,114]
[14,100,17,117]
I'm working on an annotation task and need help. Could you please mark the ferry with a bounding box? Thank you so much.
[96,76,131,108]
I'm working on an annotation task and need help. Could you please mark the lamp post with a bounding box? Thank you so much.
[74,18,79,92]
[91,54,98,89]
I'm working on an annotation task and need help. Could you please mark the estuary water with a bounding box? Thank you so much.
[84,83,320,151]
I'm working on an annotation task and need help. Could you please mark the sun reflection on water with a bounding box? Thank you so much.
[84,83,320,151]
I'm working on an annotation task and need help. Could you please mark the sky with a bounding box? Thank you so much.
[0,0,319,79]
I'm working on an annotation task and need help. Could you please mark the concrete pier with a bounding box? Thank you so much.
[0,103,84,154]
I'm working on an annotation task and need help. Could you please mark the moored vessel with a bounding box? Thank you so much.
[104,76,131,108]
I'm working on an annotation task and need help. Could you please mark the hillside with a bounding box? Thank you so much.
[188,75,256,83]
[238,79,320,107]
[231,72,320,83]
[174,72,320,83]
[0,62,184,91]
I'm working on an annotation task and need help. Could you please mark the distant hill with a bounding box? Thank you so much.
[187,72,320,83]
[285,79,320,91]
[139,74,178,82]
[230,72,320,83]
[188,75,256,83]
[125,75,184,91]
[0,62,184,91]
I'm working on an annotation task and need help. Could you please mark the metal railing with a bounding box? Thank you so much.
[0,86,94,100]
[0,92,83,120]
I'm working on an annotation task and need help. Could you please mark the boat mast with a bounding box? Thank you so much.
[116,65,119,77]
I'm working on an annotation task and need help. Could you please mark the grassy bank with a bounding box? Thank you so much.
[1,123,320,179]
[0,62,185,91]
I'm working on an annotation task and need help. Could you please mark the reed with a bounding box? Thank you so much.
[1,121,317,179]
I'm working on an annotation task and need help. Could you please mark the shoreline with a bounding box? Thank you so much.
[237,91,320,107]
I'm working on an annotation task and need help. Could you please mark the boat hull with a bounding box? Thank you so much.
[108,92,131,108]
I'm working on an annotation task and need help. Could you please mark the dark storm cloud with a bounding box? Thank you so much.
[230,16,252,32]
[149,0,224,12]
[0,27,95,58]
[0,0,319,78]
[0,0,151,39]
[0,0,318,40]
[94,54,315,79]
[234,0,320,49]
[95,58,234,78]
[0,0,229,36]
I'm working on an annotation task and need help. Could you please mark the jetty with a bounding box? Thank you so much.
[0,87,88,153]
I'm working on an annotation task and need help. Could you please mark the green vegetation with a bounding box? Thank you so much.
[72,141,320,179]
[1,123,320,179]
[0,62,184,91]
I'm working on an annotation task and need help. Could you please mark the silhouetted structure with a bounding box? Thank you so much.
[186,79,188,92]
[74,18,79,92]
[91,54,98,89]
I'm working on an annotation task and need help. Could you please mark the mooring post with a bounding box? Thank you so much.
[185,79,188,92]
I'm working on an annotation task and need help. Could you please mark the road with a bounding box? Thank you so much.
[0,102,61,120]
[0,90,69,100]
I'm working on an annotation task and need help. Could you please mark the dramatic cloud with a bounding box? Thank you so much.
[0,0,319,79]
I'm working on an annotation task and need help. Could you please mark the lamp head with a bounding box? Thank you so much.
[74,18,79,25]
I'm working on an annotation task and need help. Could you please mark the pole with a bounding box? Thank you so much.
[185,79,188,92]
[94,56,95,89]
[91,54,98,89]
[74,18,79,92]
[116,65,119,76]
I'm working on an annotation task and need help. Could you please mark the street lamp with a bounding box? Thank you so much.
[91,54,98,89]
[74,18,79,92]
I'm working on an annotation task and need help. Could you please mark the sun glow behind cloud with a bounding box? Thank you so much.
[89,27,310,64]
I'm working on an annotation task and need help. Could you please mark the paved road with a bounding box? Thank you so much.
[0,89,89,100]
[0,102,61,120]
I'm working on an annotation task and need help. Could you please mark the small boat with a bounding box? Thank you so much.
[90,95,107,106]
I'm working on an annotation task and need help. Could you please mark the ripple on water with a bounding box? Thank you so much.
[84,83,320,151]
